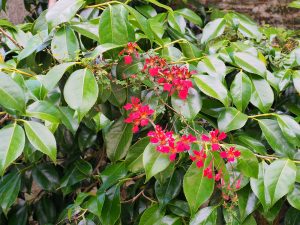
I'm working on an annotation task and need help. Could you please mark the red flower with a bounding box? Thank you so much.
[201,129,227,151]
[203,163,213,179]
[190,150,207,168]
[220,147,241,162]
[149,67,159,77]
[124,55,133,64]
[124,97,154,133]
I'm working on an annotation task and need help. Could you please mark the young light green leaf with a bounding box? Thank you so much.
[51,26,79,61]
[99,4,134,44]
[104,118,133,162]
[0,124,25,175]
[183,159,214,215]
[24,121,57,162]
[234,52,266,77]
[201,18,226,44]
[0,72,26,113]
[143,144,170,181]
[171,87,202,121]
[63,69,99,121]
[230,71,252,112]
[265,159,296,207]
[250,77,274,113]
[218,107,248,132]
[258,119,295,158]
[193,75,231,107]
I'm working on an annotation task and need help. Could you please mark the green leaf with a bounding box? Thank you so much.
[143,144,170,181]
[250,77,274,113]
[171,87,202,121]
[139,204,165,225]
[230,71,252,112]
[71,19,99,41]
[233,52,266,77]
[0,72,26,113]
[289,1,300,8]
[99,4,134,44]
[42,62,76,91]
[63,69,99,121]
[158,215,181,225]
[101,186,121,225]
[104,118,133,162]
[32,164,60,191]
[285,208,300,225]
[197,56,226,81]
[155,170,182,206]
[193,75,230,107]
[51,26,79,61]
[292,70,300,94]
[168,12,186,33]
[84,192,105,219]
[201,18,226,44]
[168,200,190,217]
[287,184,300,210]
[189,206,218,225]
[235,134,266,155]
[0,171,21,213]
[59,106,79,135]
[125,137,149,173]
[258,119,295,158]
[0,124,25,175]
[265,159,296,207]
[46,0,85,28]
[218,107,248,132]
[92,112,111,133]
[26,101,61,123]
[108,82,126,107]
[175,8,203,26]
[236,145,259,178]
[99,162,127,192]
[250,161,270,211]
[238,185,259,222]
[25,79,47,101]
[183,159,214,215]
[24,121,57,162]
[276,115,300,147]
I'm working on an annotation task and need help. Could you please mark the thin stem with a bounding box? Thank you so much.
[1,68,34,77]
[254,153,300,164]
[0,27,23,49]
[248,113,276,119]
[153,39,188,52]
[171,56,205,64]
[121,190,144,203]
[85,1,122,8]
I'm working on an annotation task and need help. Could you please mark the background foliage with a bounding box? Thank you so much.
[0,0,300,224]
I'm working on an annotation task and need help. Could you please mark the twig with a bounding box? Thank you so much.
[121,190,144,203]
[0,28,23,49]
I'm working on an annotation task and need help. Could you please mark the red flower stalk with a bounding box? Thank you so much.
[220,147,241,162]
[201,129,227,151]
[119,42,139,65]
[124,97,154,133]
[190,149,207,168]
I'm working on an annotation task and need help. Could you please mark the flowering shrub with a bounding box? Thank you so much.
[0,0,300,224]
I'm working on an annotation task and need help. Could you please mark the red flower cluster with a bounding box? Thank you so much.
[119,42,139,65]
[220,146,241,162]
[147,125,196,161]
[201,129,227,151]
[143,55,195,100]
[124,97,154,133]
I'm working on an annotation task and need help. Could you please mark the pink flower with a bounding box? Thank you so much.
[124,55,133,64]
[201,129,227,151]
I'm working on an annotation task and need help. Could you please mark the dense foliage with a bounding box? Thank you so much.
[1,0,300,224]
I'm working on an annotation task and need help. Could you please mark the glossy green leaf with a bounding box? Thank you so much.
[201,18,226,44]
[265,159,296,207]
[63,69,99,121]
[238,185,259,222]
[250,77,274,113]
[193,75,230,107]
[189,206,218,225]
[175,8,202,26]
[292,70,300,94]
[25,79,47,101]
[235,134,266,155]
[46,0,85,28]
[104,118,133,162]
[0,72,25,113]
[99,4,134,44]
[71,19,99,41]
[0,124,25,175]
[183,159,214,215]
[143,144,170,181]
[51,26,79,61]
[234,52,266,77]
[171,87,202,121]
[26,101,61,123]
[218,107,248,132]
[125,137,149,173]
[32,164,60,191]
[236,145,259,178]
[101,186,121,225]
[42,62,76,91]
[168,200,190,217]
[276,114,300,147]
[108,82,126,107]
[258,119,295,158]
[139,204,165,225]
[230,71,252,111]
[287,184,300,210]
[59,106,79,135]
[197,55,226,80]
[285,208,300,225]
[24,121,57,162]
[84,192,105,219]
